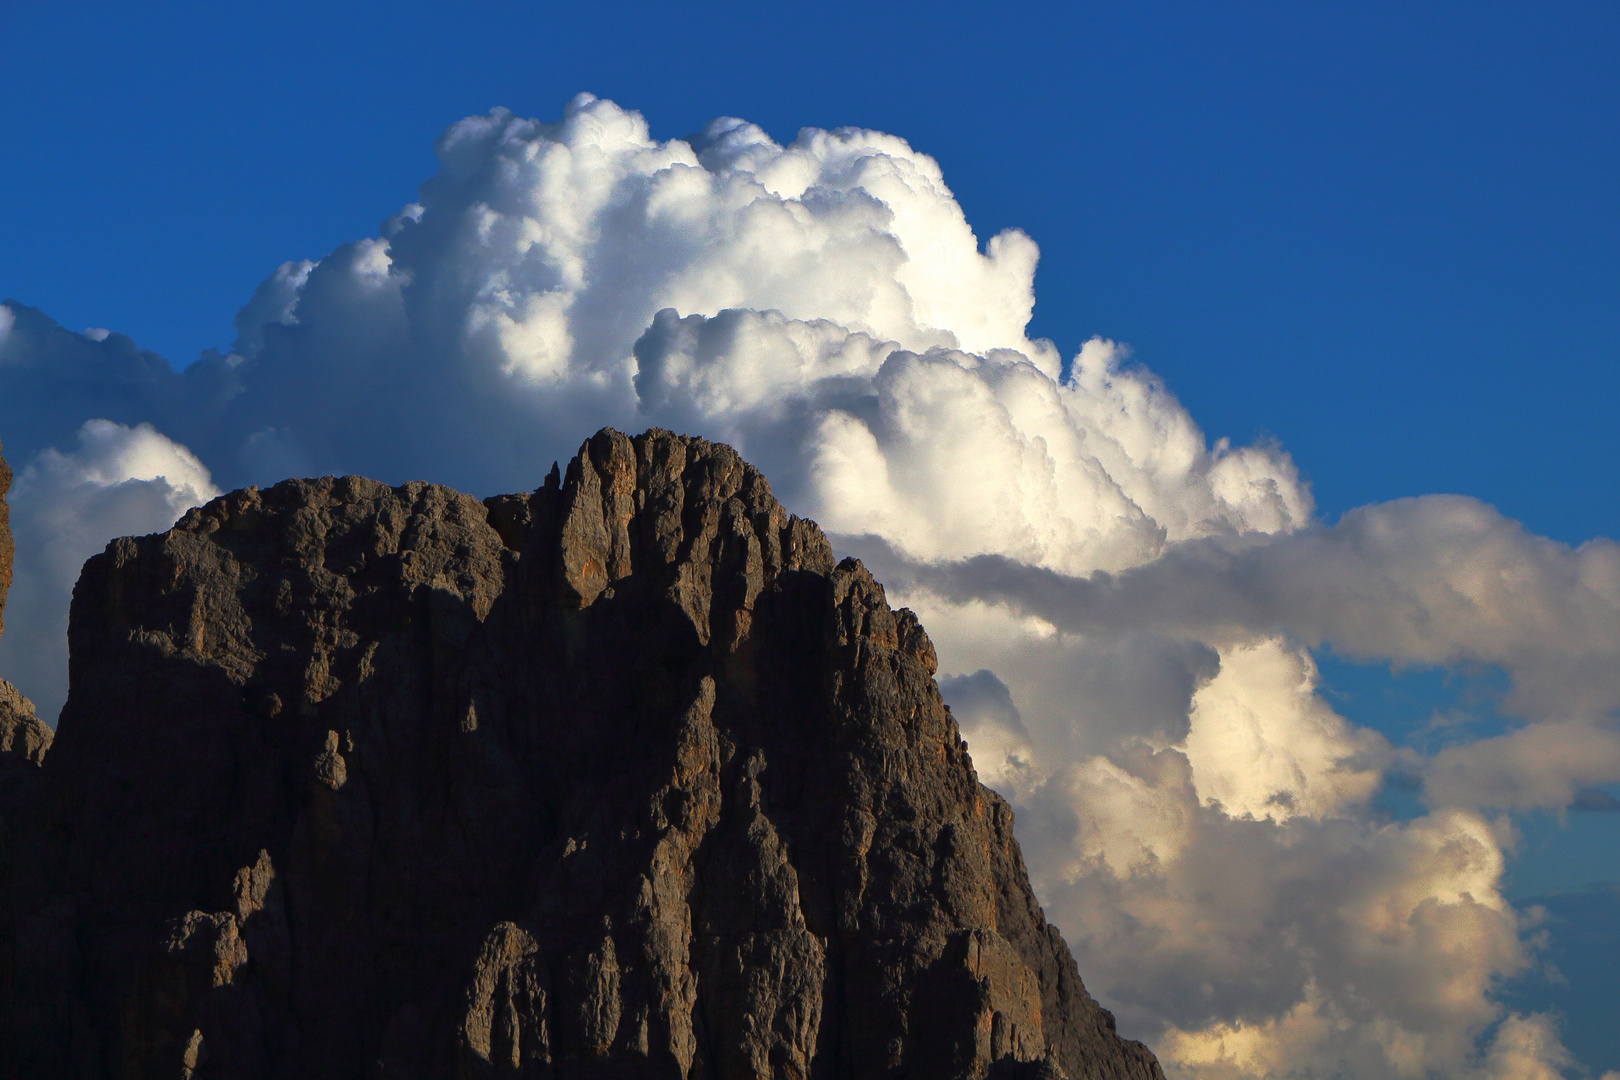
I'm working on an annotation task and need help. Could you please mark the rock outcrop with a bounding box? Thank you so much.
[0,436,48,1080]
[0,434,52,784]
[2,429,1162,1079]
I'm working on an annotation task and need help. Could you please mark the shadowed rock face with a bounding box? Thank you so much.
[0,437,49,1078]
[1,428,1162,1080]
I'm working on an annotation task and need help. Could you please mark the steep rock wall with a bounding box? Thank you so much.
[5,429,1161,1080]
[0,432,50,779]
[0,436,10,641]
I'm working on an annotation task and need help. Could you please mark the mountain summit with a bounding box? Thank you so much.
[0,428,1161,1079]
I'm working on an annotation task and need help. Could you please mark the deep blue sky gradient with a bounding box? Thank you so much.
[5,3,1619,1068]
[3,0,1616,544]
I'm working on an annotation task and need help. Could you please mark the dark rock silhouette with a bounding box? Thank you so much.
[0,437,48,1079]
[1,428,1162,1079]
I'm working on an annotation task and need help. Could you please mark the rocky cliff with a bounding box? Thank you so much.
[0,436,51,780]
[1,429,1162,1080]
[0,438,49,1080]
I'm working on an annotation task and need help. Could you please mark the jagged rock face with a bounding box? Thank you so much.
[0,436,46,1080]
[0,431,50,807]
[6,429,1162,1080]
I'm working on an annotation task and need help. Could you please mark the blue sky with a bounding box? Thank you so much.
[5,1,1616,540]
[3,2,1618,1076]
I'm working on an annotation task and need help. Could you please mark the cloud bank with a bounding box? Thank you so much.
[2,93,1615,1078]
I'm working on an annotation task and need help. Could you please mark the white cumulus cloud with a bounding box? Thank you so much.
[0,95,1610,1078]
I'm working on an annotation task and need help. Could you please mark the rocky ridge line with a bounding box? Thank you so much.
[1,428,1162,1080]
[0,435,10,640]
[0,437,50,776]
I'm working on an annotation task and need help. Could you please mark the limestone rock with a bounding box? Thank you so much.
[0,442,45,787]
[0,682,46,757]
[3,429,1162,1079]
[0,435,47,802]
[0,434,49,1080]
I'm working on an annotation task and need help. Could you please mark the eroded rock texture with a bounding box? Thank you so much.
[0,436,48,1078]
[0,431,50,786]
[3,429,1162,1080]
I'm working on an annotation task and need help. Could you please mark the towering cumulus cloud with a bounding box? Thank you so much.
[1,93,1615,1078]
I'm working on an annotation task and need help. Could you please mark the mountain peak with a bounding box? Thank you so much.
[2,428,1161,1079]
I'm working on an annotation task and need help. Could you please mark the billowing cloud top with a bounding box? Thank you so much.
[2,93,1616,1079]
